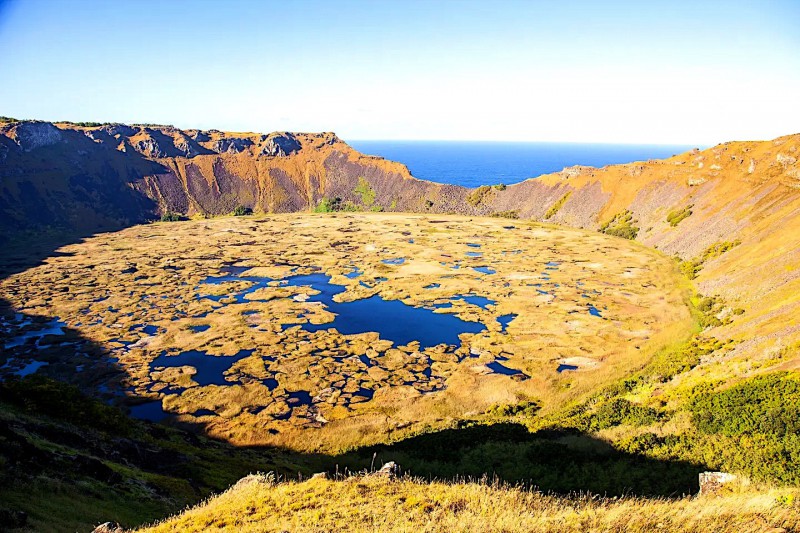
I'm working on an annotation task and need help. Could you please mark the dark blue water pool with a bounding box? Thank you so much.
[150,349,254,386]
[232,272,485,349]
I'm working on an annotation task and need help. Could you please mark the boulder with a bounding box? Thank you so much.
[374,461,400,479]
[211,137,253,154]
[698,471,738,495]
[13,121,62,151]
[92,522,123,533]
[262,133,301,157]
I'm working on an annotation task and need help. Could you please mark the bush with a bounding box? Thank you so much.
[493,183,506,191]
[232,205,252,216]
[160,212,183,222]
[467,185,492,207]
[599,210,639,240]
[0,376,131,435]
[544,192,571,220]
[690,373,800,437]
[354,177,376,206]
[646,335,728,382]
[666,205,693,226]
[678,240,741,280]
[587,398,662,430]
[314,197,340,213]
[487,401,539,418]
[490,210,519,219]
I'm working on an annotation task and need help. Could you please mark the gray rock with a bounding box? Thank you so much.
[102,124,137,137]
[698,471,737,494]
[374,461,400,479]
[92,522,124,533]
[13,121,62,151]
[262,133,301,157]
[232,472,274,488]
[212,137,253,154]
[190,130,210,142]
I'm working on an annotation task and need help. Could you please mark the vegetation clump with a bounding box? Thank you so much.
[487,400,539,418]
[313,197,361,213]
[491,210,519,219]
[0,376,131,435]
[59,120,108,127]
[467,185,493,207]
[160,211,183,222]
[544,191,571,220]
[493,183,506,191]
[599,210,639,239]
[679,240,741,279]
[666,205,693,226]
[232,205,252,216]
[646,335,730,382]
[354,177,376,207]
[690,373,800,438]
[586,398,663,430]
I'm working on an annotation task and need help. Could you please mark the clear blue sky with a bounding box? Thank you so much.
[0,0,798,143]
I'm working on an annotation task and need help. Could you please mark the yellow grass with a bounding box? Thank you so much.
[140,475,800,533]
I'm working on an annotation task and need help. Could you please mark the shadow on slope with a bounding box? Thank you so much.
[338,423,706,497]
[0,297,339,530]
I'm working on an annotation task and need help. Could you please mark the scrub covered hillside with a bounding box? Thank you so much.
[1,120,799,531]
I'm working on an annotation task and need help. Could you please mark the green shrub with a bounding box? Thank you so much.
[599,210,639,240]
[690,373,800,437]
[701,240,741,261]
[160,212,183,222]
[0,376,131,435]
[491,210,519,219]
[493,183,507,191]
[677,240,741,280]
[487,401,540,418]
[587,398,662,430]
[646,335,728,382]
[544,192,571,220]
[666,205,693,226]
[354,177,376,206]
[232,205,252,216]
[467,185,492,207]
[314,197,340,213]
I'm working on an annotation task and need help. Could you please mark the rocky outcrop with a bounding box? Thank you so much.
[261,133,301,157]
[7,121,63,151]
[211,137,253,154]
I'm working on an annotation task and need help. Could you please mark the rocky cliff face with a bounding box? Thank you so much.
[0,120,475,235]
[2,121,798,261]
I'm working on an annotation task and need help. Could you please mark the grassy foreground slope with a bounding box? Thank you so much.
[141,475,800,533]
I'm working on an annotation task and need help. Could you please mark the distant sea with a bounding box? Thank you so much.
[347,141,698,188]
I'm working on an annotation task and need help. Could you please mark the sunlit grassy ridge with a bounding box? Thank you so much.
[140,475,800,533]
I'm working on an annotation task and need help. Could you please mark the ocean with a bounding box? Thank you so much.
[347,140,698,188]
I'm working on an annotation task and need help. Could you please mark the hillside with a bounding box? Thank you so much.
[139,474,800,533]
[0,120,465,237]
[2,120,800,531]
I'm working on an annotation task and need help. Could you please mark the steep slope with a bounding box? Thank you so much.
[0,120,467,238]
[140,474,800,533]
